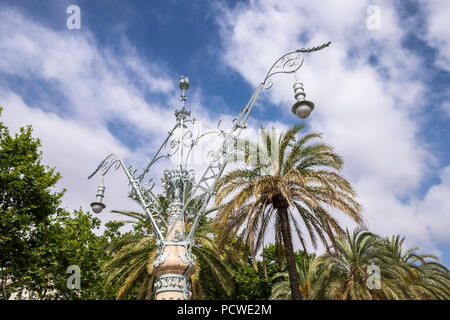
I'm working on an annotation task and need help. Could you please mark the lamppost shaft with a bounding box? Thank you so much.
[153,76,195,299]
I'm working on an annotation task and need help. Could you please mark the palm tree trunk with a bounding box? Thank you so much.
[1,278,6,300]
[278,207,302,300]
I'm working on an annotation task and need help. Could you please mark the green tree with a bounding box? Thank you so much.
[231,244,301,300]
[231,262,271,299]
[379,235,450,299]
[103,226,157,300]
[0,108,64,299]
[214,125,362,299]
[270,252,316,300]
[310,228,411,300]
[22,209,119,299]
[0,110,115,300]
[4,208,119,300]
[309,229,450,300]
[267,228,449,300]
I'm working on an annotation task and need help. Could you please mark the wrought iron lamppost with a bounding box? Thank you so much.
[88,41,331,300]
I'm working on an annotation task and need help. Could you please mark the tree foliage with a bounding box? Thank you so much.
[1,110,448,300]
[270,228,450,300]
[0,111,115,299]
[0,108,64,299]
[213,124,362,299]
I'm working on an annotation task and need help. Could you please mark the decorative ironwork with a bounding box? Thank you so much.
[153,274,193,300]
[166,202,183,225]
[173,230,183,242]
[263,51,304,89]
[178,253,189,264]
[88,154,122,179]
[175,107,191,122]
[262,41,331,88]
[296,41,331,53]
[153,252,169,268]
[88,43,330,300]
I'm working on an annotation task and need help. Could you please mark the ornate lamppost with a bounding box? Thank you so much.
[88,42,330,300]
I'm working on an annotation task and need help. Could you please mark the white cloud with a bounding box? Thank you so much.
[441,101,450,117]
[415,166,450,245]
[419,0,450,71]
[0,90,140,226]
[0,2,448,262]
[0,8,176,138]
[357,165,450,255]
[0,7,279,236]
[0,8,180,229]
[214,0,449,258]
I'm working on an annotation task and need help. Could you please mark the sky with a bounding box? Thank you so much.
[0,0,449,266]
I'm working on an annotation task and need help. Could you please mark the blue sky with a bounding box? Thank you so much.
[1,0,449,266]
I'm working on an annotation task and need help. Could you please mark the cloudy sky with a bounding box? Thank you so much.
[0,0,449,266]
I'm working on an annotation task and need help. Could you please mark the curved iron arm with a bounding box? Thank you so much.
[88,154,164,240]
[186,41,331,240]
[181,123,224,169]
[87,154,121,180]
[137,123,179,182]
[88,122,181,183]
[262,41,331,88]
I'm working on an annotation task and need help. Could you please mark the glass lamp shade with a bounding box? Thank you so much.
[90,202,105,214]
[291,100,314,119]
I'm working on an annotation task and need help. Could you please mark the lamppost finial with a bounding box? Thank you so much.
[179,75,190,104]
[175,75,191,121]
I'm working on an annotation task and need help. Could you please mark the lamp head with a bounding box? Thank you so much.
[292,99,314,119]
[291,82,314,119]
[91,184,106,213]
[90,201,105,214]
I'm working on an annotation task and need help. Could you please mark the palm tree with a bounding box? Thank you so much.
[103,194,239,300]
[103,231,157,299]
[379,235,450,299]
[269,253,316,300]
[310,228,416,299]
[214,125,362,299]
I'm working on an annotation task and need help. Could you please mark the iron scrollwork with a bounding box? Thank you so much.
[262,41,331,89]
[88,43,331,300]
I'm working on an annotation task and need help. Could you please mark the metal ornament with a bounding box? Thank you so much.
[88,43,331,300]
[153,274,192,299]
[153,252,169,268]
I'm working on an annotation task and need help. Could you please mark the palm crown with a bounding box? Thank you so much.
[214,124,362,299]
[309,228,450,299]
